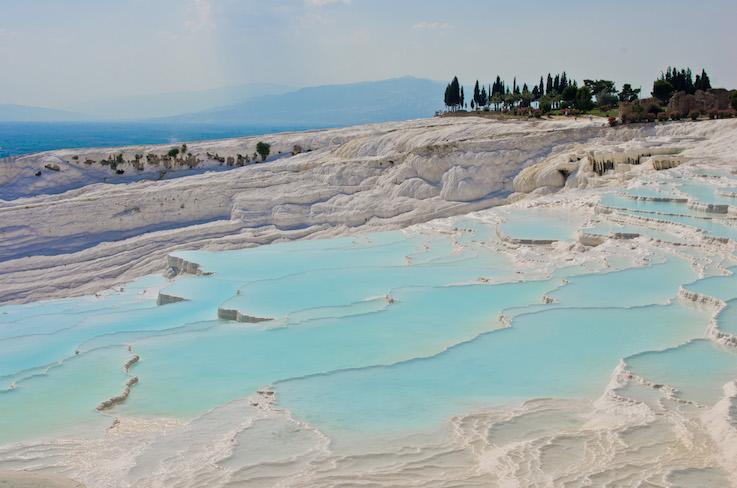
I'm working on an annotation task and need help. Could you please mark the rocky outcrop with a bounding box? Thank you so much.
[156,293,187,306]
[678,287,725,308]
[687,202,729,214]
[513,154,578,194]
[578,232,606,247]
[96,377,138,411]
[218,307,273,323]
[123,355,140,372]
[166,255,202,276]
[496,225,557,245]
[652,158,681,171]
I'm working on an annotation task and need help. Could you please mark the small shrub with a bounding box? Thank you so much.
[533,109,542,118]
[645,113,656,122]
[657,112,668,122]
[689,110,699,121]
[167,147,180,158]
[608,116,618,127]
[709,110,718,120]
[730,91,737,111]
[256,141,271,161]
[669,112,681,121]
[621,113,629,124]
[647,104,661,114]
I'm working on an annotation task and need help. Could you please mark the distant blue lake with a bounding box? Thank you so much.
[0,122,327,158]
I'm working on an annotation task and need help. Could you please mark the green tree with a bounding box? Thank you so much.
[256,142,271,162]
[518,84,532,107]
[652,79,674,103]
[445,76,461,110]
[700,69,711,90]
[539,97,552,114]
[491,92,503,111]
[561,85,578,106]
[618,83,641,102]
[444,76,462,111]
[695,69,712,91]
[559,72,568,92]
[584,79,617,108]
[167,147,180,158]
[473,80,481,107]
[575,86,594,111]
[730,91,737,111]
[531,85,540,100]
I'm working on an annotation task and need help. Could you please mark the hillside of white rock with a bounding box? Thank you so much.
[1,116,736,303]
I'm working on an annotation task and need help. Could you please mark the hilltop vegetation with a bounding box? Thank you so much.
[441,68,736,124]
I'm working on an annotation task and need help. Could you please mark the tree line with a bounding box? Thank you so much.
[651,67,712,103]
[443,67,716,113]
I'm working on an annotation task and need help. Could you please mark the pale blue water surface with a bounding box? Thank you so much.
[1,200,736,447]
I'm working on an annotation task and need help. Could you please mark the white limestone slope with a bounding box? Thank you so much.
[1,116,736,303]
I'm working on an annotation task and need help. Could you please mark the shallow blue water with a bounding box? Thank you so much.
[276,301,708,436]
[0,210,735,446]
[498,210,581,241]
[626,339,737,405]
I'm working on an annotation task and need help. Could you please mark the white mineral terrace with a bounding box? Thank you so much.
[2,117,737,488]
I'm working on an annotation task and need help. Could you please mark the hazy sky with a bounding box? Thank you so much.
[1,0,736,108]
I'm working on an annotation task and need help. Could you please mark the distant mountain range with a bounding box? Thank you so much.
[65,83,295,120]
[0,77,445,126]
[166,77,445,126]
[0,104,90,122]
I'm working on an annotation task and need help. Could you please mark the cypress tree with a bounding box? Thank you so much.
[539,76,545,97]
[447,76,461,110]
[546,73,553,95]
[560,72,568,92]
[473,80,481,106]
[701,69,711,90]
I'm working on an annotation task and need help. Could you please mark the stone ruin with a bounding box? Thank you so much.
[667,89,731,116]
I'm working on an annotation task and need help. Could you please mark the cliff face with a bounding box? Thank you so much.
[1,116,736,303]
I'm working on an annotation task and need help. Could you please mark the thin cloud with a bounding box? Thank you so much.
[306,0,351,7]
[184,0,215,33]
[412,21,451,30]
